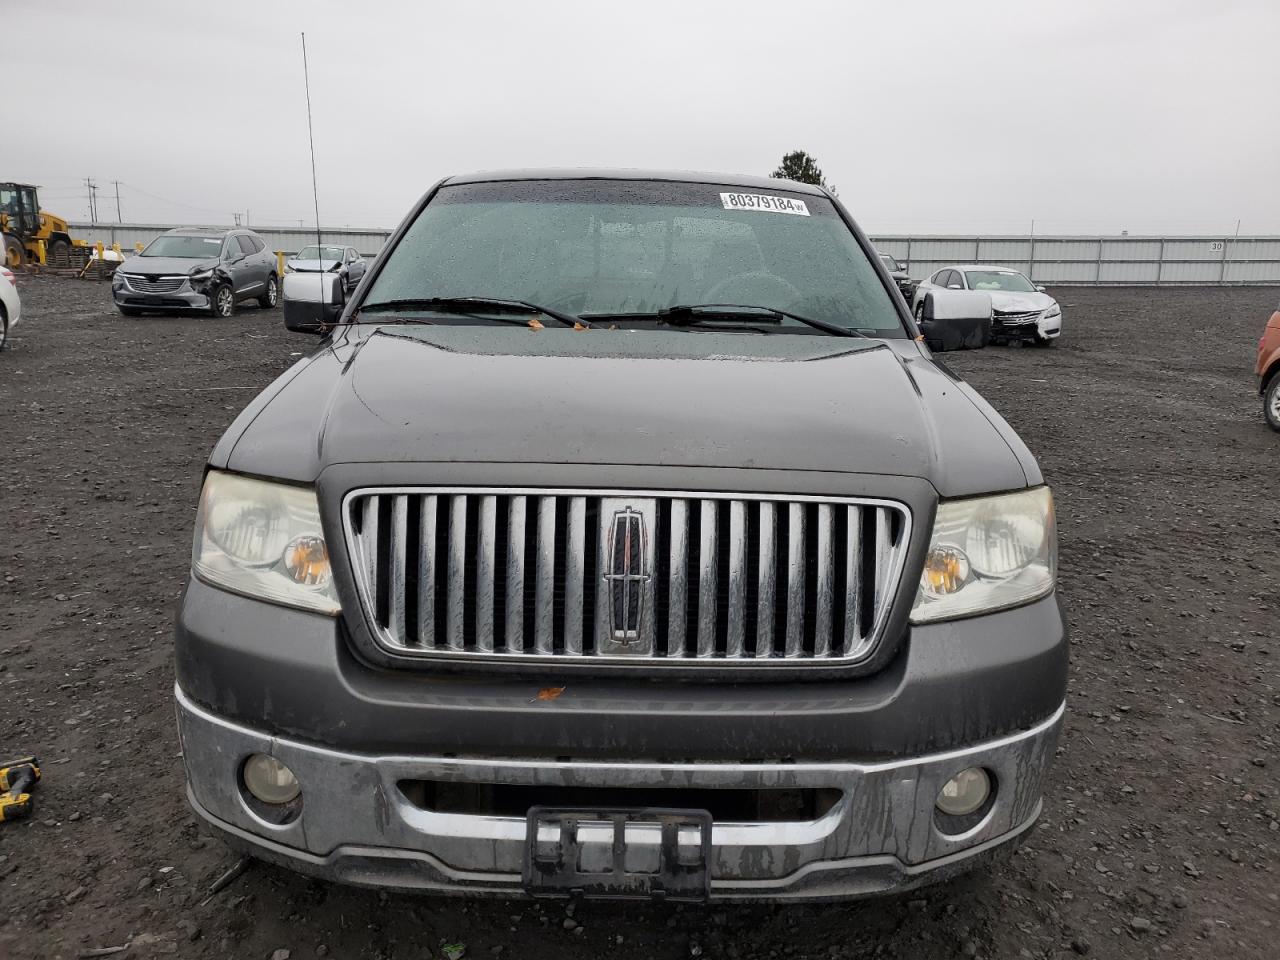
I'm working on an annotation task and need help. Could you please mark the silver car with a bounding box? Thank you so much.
[112,228,279,318]
[285,244,367,294]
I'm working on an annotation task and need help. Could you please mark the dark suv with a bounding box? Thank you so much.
[176,170,1065,902]
[113,227,278,317]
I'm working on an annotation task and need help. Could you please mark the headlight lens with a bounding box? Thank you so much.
[1042,304,1061,319]
[189,269,213,285]
[192,471,340,614]
[911,487,1055,623]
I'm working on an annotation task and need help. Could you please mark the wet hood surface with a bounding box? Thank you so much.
[119,255,219,275]
[221,326,1032,495]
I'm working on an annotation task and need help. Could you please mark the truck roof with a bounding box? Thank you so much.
[443,168,830,196]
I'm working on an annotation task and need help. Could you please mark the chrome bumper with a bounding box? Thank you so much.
[176,685,1063,901]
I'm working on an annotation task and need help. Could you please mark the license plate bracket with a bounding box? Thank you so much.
[523,807,712,902]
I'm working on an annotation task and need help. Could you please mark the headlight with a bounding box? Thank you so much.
[284,263,295,274]
[191,471,340,615]
[1042,304,1061,319]
[911,487,1055,623]
[189,269,213,285]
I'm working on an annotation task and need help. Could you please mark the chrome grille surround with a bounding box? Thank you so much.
[120,273,188,294]
[342,488,912,669]
[992,309,1040,326]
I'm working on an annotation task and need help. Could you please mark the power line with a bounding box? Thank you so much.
[301,32,323,250]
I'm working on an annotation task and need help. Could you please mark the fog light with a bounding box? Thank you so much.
[936,767,990,816]
[242,754,300,804]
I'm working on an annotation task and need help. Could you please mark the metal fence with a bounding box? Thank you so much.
[69,222,393,258]
[69,222,1280,285]
[870,235,1280,285]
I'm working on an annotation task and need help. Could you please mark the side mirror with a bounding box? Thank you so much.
[1035,285,1046,293]
[282,271,345,334]
[918,289,992,352]
[946,283,963,290]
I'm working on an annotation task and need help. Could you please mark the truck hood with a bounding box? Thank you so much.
[217,326,1033,496]
[120,255,218,275]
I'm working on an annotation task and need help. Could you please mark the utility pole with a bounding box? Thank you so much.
[112,180,122,222]
[85,178,98,222]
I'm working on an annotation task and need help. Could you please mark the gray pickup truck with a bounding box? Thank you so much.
[176,170,1065,902]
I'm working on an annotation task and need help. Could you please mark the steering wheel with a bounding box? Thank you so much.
[704,271,802,307]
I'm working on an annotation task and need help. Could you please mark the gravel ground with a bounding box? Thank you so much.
[1,277,1277,960]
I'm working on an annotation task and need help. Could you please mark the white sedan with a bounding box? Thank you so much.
[913,264,1061,346]
[0,266,20,351]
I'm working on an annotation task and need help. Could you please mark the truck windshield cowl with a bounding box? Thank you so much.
[362,179,907,338]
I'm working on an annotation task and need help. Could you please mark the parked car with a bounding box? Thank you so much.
[0,266,21,351]
[176,169,1064,903]
[913,264,1061,346]
[878,252,914,302]
[286,244,367,294]
[112,227,279,318]
[1256,299,1280,430]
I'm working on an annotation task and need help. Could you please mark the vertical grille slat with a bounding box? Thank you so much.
[564,497,586,655]
[843,504,863,654]
[446,495,467,650]
[725,501,747,658]
[784,503,805,658]
[418,495,438,647]
[756,502,776,658]
[667,500,689,655]
[475,495,497,653]
[814,503,834,657]
[534,498,557,654]
[696,500,718,658]
[387,495,408,645]
[349,489,909,668]
[505,496,527,652]
[361,496,380,623]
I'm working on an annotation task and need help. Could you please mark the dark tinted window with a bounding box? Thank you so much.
[237,235,256,255]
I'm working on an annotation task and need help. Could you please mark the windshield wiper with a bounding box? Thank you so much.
[588,304,868,338]
[355,296,586,328]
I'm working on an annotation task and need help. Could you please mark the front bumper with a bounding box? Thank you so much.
[112,282,210,312]
[177,684,1063,900]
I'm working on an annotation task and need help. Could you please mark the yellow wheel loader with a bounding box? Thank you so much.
[1,182,86,268]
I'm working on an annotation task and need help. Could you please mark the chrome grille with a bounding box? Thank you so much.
[993,310,1040,326]
[121,273,186,294]
[344,488,911,667]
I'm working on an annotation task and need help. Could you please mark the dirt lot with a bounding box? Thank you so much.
[1,277,1276,960]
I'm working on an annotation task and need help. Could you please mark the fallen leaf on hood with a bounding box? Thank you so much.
[573,321,588,331]
[536,686,566,701]
[527,317,545,331]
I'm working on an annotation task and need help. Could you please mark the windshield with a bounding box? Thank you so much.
[965,270,1036,293]
[879,254,901,272]
[141,235,224,258]
[296,245,345,260]
[365,180,905,335]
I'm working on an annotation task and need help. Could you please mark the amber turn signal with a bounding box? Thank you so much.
[283,535,331,586]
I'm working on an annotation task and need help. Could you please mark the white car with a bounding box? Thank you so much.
[285,244,367,295]
[913,264,1061,346]
[0,267,20,351]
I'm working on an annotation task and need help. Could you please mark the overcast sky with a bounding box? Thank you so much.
[7,0,1279,235]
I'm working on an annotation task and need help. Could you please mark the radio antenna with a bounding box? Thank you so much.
[301,32,322,250]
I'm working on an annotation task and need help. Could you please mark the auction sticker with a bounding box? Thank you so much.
[719,192,810,216]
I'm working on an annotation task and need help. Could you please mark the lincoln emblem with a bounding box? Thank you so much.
[604,507,649,643]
